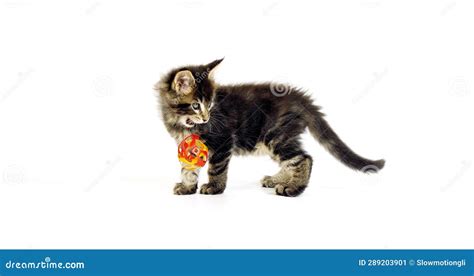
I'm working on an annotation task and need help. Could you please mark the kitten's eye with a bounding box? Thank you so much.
[191,102,200,110]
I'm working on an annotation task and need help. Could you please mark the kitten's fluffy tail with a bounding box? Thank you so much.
[305,105,385,173]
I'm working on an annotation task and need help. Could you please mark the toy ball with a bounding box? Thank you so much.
[178,134,208,170]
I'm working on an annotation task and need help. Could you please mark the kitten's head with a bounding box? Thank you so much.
[156,59,223,128]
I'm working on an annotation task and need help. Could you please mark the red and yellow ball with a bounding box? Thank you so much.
[178,134,208,170]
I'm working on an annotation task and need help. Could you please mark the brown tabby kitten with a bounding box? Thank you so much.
[155,59,385,197]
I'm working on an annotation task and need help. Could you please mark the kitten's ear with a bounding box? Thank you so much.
[206,58,224,70]
[206,58,224,79]
[172,70,195,95]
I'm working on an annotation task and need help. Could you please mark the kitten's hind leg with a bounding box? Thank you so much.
[266,139,313,196]
[261,172,291,188]
[270,154,313,196]
[174,167,200,195]
[262,110,311,196]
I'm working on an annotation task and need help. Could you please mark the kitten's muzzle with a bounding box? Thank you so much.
[185,118,208,126]
[186,118,195,126]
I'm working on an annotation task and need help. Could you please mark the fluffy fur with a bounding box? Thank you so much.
[155,59,385,196]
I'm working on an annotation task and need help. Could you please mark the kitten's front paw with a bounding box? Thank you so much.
[199,183,225,195]
[261,175,277,188]
[174,183,197,195]
[275,184,305,197]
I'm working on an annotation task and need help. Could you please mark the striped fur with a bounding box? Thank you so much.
[155,59,385,197]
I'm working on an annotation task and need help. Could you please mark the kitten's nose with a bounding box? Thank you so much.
[203,118,209,123]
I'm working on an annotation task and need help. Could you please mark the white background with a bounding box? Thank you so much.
[0,0,473,249]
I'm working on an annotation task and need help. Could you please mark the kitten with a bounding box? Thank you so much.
[155,59,385,197]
